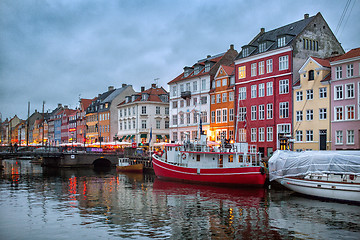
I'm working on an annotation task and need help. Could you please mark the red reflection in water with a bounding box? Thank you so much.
[69,176,77,206]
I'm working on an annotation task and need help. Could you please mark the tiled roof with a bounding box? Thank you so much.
[321,72,331,82]
[331,47,360,62]
[311,57,330,68]
[118,86,168,106]
[236,14,316,59]
[221,65,235,76]
[168,54,225,84]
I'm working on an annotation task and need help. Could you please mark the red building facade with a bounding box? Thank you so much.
[235,48,293,157]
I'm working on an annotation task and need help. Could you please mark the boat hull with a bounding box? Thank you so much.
[116,163,144,173]
[276,177,360,203]
[152,156,266,186]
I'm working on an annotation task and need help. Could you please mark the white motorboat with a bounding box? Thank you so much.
[268,150,360,203]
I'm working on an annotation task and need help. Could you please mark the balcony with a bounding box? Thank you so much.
[181,91,191,99]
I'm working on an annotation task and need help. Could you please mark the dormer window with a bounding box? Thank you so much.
[105,103,109,108]
[308,70,314,81]
[142,93,148,101]
[194,65,201,75]
[132,95,136,102]
[183,66,193,77]
[205,63,210,72]
[259,42,266,53]
[277,36,286,47]
[242,48,249,57]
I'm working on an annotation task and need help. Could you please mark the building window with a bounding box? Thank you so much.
[216,80,221,87]
[347,130,354,144]
[319,87,327,98]
[266,82,273,96]
[156,120,161,129]
[335,106,343,121]
[186,98,190,107]
[172,86,177,96]
[165,107,169,115]
[335,85,343,100]
[277,36,286,47]
[133,120,136,129]
[347,64,353,77]
[165,121,169,129]
[258,83,265,97]
[267,127,273,142]
[193,81,198,92]
[242,48,249,57]
[186,113,190,124]
[306,89,313,100]
[238,66,246,79]
[251,128,257,142]
[172,115,177,125]
[335,130,343,144]
[296,111,303,121]
[173,101,178,108]
[141,120,147,129]
[222,109,227,122]
[306,109,313,121]
[239,128,246,142]
[335,66,342,79]
[238,107,247,121]
[211,95,215,104]
[222,93,227,102]
[179,113,184,124]
[216,109,221,123]
[259,61,265,75]
[222,78,227,86]
[266,59,273,73]
[308,70,314,80]
[200,96,207,104]
[239,87,247,100]
[201,79,206,90]
[345,83,354,99]
[216,94,221,103]
[259,42,266,53]
[279,102,289,118]
[259,127,265,142]
[156,106,160,114]
[251,85,257,98]
[306,130,313,142]
[279,56,288,70]
[211,111,215,123]
[251,105,257,120]
[251,63,257,76]
[346,105,355,120]
[141,106,147,114]
[296,91,303,101]
[201,111,207,123]
[229,92,234,101]
[259,105,265,120]
[267,103,273,119]
[279,79,289,94]
[193,112,198,124]
[229,108,234,121]
[319,108,327,120]
[296,130,303,142]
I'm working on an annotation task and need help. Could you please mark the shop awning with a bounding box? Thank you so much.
[140,134,147,138]
[165,135,169,139]
[119,136,125,141]
[130,135,135,139]
[156,135,162,139]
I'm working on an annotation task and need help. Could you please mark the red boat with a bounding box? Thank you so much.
[152,134,266,186]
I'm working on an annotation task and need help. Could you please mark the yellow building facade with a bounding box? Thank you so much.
[293,57,331,151]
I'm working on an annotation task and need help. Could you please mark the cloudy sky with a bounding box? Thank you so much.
[1,0,359,120]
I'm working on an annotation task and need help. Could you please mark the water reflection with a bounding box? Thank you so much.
[0,159,359,240]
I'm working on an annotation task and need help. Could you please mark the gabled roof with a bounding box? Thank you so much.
[236,14,316,59]
[168,54,225,84]
[311,57,330,68]
[80,98,93,111]
[118,85,168,106]
[221,65,235,76]
[331,47,360,62]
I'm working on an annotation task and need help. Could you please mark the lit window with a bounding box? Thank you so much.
[238,66,246,79]
[346,105,355,120]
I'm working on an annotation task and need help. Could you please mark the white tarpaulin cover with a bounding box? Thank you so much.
[268,150,360,181]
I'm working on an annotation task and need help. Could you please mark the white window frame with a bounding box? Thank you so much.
[211,111,215,123]
[258,83,265,97]
[267,103,273,119]
[267,127,273,142]
[259,127,265,142]
[335,106,343,121]
[319,87,327,99]
[279,79,289,94]
[239,87,246,100]
[229,92,234,101]
[335,130,343,144]
[306,130,314,142]
[346,130,354,144]
[345,105,355,120]
[251,128,257,142]
[306,109,313,121]
[229,108,234,122]
[251,105,257,120]
[345,83,354,99]
[319,108,327,120]
[266,59,273,73]
[346,64,353,78]
[306,89,313,100]
[222,108,228,122]
[279,102,289,119]
[296,111,303,122]
[296,91,303,101]
[279,55,289,71]
[259,61,265,75]
[296,130,303,142]
[251,63,257,77]
[335,66,342,79]
[251,85,257,98]
[259,105,265,120]
[222,93,227,102]
[238,107,247,121]
[266,82,273,96]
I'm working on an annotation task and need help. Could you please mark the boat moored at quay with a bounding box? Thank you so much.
[152,134,267,186]
[269,150,360,203]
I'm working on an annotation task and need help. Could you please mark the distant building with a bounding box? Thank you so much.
[117,84,169,145]
[234,12,344,157]
[293,57,331,151]
[330,48,360,150]
[168,45,238,143]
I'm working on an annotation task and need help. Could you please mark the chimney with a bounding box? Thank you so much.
[230,44,234,50]
[141,86,145,92]
[207,55,211,58]
[260,27,265,33]
[122,83,127,88]
[108,86,114,91]
[304,13,309,19]
[58,103,62,108]
[151,83,156,88]
[64,105,68,109]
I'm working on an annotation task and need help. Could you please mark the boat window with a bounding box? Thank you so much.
[196,155,200,162]
[229,155,233,163]
[238,155,243,163]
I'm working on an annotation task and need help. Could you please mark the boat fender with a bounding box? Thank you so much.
[181,152,186,160]
[260,167,266,175]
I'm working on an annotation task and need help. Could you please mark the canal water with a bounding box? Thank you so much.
[0,159,359,240]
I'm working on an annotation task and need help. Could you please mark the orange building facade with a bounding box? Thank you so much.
[209,65,236,143]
